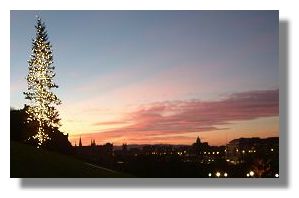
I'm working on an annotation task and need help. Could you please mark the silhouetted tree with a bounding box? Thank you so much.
[11,106,72,154]
[11,108,27,141]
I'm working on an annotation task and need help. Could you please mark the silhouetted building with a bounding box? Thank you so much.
[75,138,114,166]
[226,137,279,164]
[122,143,128,153]
[90,139,96,147]
[192,136,209,155]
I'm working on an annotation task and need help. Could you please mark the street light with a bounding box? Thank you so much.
[275,173,279,178]
[249,171,254,177]
[246,173,250,177]
[224,173,228,177]
[216,172,221,177]
[208,173,212,177]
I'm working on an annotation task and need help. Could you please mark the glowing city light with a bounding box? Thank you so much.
[224,173,228,177]
[208,173,212,177]
[216,172,221,177]
[249,171,254,177]
[275,173,279,178]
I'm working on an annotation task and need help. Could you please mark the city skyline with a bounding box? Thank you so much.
[10,10,279,146]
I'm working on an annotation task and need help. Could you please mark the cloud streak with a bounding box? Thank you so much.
[74,89,278,145]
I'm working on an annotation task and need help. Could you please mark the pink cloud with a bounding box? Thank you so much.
[94,120,131,126]
[74,89,278,145]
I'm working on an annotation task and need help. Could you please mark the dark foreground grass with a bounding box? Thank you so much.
[10,141,131,178]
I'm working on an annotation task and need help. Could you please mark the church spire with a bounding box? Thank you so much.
[90,139,96,146]
[196,136,201,144]
[79,136,82,147]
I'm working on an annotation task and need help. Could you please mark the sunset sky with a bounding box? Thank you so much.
[10,11,279,146]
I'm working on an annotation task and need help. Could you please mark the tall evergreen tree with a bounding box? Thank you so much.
[24,17,61,147]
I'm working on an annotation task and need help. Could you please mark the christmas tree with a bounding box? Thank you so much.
[24,17,61,148]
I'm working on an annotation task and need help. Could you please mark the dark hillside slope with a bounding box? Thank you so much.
[11,141,131,178]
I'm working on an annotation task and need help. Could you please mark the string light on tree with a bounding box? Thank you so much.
[24,17,61,147]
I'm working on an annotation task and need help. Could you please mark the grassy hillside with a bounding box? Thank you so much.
[10,141,131,178]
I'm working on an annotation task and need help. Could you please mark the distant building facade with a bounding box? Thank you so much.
[225,137,279,164]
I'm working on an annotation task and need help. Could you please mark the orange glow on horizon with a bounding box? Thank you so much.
[69,116,279,146]
[62,89,279,146]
